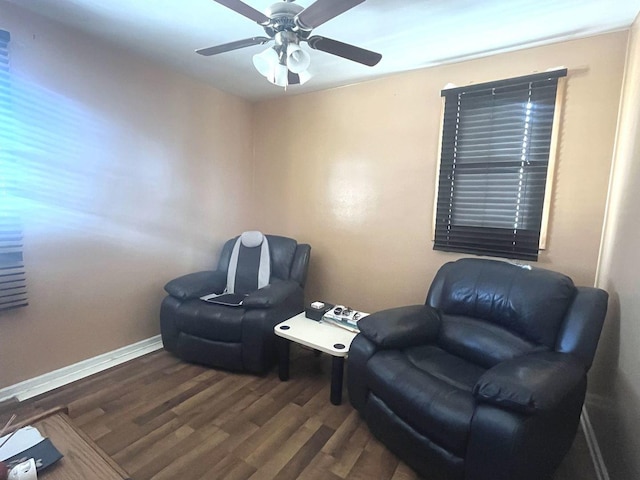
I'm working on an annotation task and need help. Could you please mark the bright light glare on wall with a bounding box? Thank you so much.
[0,70,112,230]
[0,69,207,253]
[327,160,375,228]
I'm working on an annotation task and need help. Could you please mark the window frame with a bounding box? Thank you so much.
[431,69,567,261]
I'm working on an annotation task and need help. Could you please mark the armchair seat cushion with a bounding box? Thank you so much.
[439,314,548,369]
[367,346,485,456]
[405,345,487,392]
[175,299,245,343]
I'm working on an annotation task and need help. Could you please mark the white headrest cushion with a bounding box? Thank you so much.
[240,231,265,248]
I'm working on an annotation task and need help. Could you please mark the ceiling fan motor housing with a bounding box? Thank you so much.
[263,1,310,39]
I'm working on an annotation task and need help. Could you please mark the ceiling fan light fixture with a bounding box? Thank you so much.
[286,44,311,74]
[268,62,289,87]
[252,47,279,77]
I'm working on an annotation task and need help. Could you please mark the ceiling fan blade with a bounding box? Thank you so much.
[212,0,270,25]
[295,0,365,30]
[307,36,382,67]
[196,37,271,56]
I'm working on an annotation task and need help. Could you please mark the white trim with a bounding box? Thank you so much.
[581,407,610,480]
[0,335,163,402]
[431,96,446,242]
[538,75,566,251]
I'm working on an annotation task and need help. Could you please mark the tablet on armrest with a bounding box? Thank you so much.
[200,293,247,307]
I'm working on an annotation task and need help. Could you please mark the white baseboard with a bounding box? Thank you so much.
[0,335,163,403]
[581,407,610,480]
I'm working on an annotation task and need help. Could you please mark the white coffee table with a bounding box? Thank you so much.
[274,312,359,405]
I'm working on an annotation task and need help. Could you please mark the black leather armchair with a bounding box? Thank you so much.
[348,258,607,480]
[160,234,310,374]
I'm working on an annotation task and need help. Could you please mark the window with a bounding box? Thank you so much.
[0,29,28,311]
[433,69,566,261]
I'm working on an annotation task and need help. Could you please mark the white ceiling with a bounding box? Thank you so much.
[6,0,640,101]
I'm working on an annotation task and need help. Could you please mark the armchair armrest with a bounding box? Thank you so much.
[164,270,226,300]
[358,305,441,349]
[473,351,586,414]
[242,280,302,309]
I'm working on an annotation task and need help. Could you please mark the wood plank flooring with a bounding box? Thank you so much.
[0,347,597,480]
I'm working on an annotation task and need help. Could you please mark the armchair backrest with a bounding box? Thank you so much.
[426,258,608,369]
[427,258,576,348]
[217,234,311,289]
[226,231,271,294]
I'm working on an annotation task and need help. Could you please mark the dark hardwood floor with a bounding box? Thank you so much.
[0,347,597,480]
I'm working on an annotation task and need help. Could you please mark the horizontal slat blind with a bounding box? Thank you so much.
[0,30,8,74]
[0,216,27,310]
[0,29,27,311]
[434,70,566,261]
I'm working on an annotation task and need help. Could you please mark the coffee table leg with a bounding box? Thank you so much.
[330,356,345,405]
[278,338,290,381]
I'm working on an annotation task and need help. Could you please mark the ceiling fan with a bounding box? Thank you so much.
[196,0,382,87]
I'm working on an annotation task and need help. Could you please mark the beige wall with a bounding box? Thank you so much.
[253,32,627,313]
[590,14,640,480]
[0,3,255,389]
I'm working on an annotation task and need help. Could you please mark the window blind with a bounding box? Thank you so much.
[0,29,28,311]
[434,69,566,261]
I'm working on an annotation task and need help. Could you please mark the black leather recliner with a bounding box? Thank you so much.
[348,258,608,480]
[160,234,310,374]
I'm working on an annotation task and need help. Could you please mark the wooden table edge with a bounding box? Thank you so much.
[5,405,132,480]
